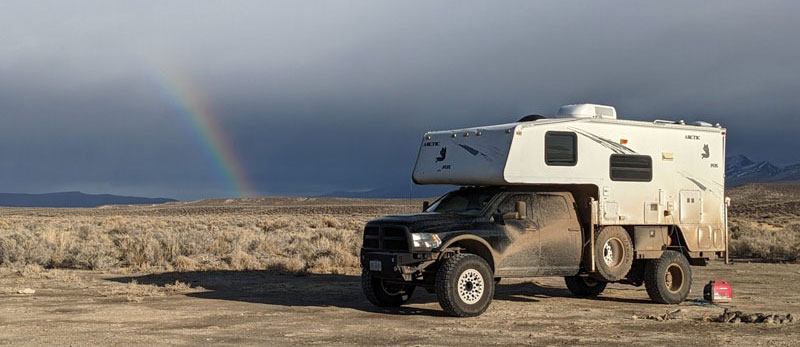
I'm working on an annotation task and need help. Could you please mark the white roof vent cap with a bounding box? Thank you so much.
[556,103,617,119]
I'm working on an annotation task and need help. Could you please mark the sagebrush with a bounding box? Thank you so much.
[0,199,418,274]
[1,184,798,275]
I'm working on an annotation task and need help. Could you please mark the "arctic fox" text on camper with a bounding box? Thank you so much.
[360,104,728,317]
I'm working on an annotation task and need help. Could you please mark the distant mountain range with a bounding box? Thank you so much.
[726,155,800,187]
[0,192,176,208]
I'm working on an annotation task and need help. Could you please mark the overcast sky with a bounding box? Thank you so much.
[1,1,799,200]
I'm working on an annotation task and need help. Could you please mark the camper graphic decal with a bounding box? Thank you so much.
[435,147,447,162]
[701,144,710,159]
[567,127,637,154]
[458,144,479,156]
[457,144,491,160]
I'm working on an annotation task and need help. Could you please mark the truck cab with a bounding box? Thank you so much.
[363,187,583,275]
[361,186,692,317]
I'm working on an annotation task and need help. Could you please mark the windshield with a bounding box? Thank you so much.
[426,188,499,216]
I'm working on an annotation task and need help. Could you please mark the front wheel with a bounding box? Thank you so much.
[436,253,495,317]
[644,250,692,304]
[565,276,607,297]
[361,269,415,307]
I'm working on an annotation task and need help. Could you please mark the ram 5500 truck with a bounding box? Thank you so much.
[361,104,728,317]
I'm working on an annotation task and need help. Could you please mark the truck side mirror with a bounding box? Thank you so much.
[501,211,520,221]
[516,201,527,219]
[422,201,430,212]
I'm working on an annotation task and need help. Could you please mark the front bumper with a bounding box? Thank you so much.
[360,249,435,280]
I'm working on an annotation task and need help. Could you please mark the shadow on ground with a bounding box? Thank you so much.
[107,271,649,316]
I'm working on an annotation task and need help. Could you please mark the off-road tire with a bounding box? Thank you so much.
[435,253,495,317]
[361,269,415,307]
[564,276,608,297]
[644,250,692,304]
[593,226,634,282]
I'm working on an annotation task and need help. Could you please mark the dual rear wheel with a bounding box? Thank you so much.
[644,250,692,304]
[564,249,692,304]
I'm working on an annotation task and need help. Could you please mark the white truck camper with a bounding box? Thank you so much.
[413,104,728,261]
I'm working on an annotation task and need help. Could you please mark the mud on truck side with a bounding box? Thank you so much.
[360,104,729,317]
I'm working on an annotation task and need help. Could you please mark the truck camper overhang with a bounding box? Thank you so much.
[412,123,517,185]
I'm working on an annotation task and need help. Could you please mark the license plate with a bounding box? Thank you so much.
[369,260,382,271]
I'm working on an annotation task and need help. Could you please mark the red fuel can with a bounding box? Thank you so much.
[703,280,732,303]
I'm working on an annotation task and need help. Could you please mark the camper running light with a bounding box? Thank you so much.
[411,233,442,249]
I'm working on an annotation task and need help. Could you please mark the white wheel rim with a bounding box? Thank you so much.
[457,269,484,305]
[602,237,624,268]
[603,242,614,265]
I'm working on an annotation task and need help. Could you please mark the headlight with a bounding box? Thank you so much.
[411,233,442,249]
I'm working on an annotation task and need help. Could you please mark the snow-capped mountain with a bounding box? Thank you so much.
[726,155,800,186]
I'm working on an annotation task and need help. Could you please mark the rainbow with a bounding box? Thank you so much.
[150,62,255,198]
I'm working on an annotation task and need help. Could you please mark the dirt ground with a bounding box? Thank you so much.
[0,261,797,346]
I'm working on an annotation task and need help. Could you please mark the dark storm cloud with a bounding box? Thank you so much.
[1,1,799,199]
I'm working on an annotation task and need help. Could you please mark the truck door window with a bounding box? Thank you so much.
[609,154,652,182]
[536,194,571,224]
[545,131,577,166]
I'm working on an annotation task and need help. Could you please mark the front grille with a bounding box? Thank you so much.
[362,225,410,251]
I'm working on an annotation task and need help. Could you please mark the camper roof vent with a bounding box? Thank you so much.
[518,114,546,122]
[556,104,617,119]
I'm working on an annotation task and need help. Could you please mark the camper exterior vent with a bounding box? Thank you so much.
[556,103,617,119]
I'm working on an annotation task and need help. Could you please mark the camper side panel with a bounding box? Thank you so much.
[504,120,726,253]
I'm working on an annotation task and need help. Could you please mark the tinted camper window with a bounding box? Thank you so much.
[545,132,577,166]
[610,154,652,182]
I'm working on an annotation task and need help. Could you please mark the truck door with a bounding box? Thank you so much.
[495,194,540,277]
[535,193,582,276]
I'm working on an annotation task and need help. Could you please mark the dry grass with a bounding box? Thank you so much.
[728,183,800,261]
[728,220,800,261]
[1,185,797,275]
[0,198,419,274]
[101,279,199,302]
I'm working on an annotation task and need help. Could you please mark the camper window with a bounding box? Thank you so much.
[545,131,577,166]
[610,154,652,182]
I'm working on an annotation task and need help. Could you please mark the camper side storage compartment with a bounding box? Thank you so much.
[633,226,669,259]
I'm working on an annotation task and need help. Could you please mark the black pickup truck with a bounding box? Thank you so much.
[360,186,693,317]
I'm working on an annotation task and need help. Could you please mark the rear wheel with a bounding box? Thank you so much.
[361,269,415,307]
[565,276,607,297]
[436,254,495,317]
[644,250,692,304]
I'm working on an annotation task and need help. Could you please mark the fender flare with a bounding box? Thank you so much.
[439,234,498,272]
